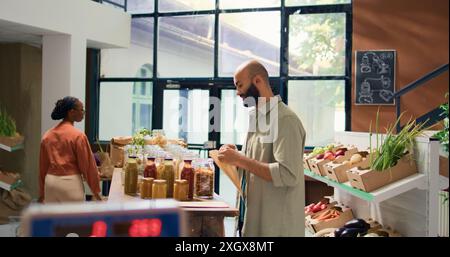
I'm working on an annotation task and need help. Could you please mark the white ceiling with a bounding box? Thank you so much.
[0,19,61,47]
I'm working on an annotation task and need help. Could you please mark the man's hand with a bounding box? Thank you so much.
[219,144,236,152]
[218,147,244,166]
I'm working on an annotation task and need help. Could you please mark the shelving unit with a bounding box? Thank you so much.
[0,142,24,152]
[305,131,443,236]
[304,169,427,203]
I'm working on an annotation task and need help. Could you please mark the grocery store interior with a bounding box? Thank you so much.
[0,0,448,237]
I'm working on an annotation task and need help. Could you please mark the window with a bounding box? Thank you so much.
[159,0,214,12]
[101,18,154,78]
[286,0,351,6]
[219,11,281,77]
[158,15,214,78]
[96,1,352,196]
[220,90,248,145]
[127,0,154,14]
[163,89,209,144]
[289,13,346,76]
[220,0,280,9]
[288,80,345,146]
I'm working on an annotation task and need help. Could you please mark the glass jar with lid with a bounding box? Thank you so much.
[157,158,175,198]
[152,179,167,199]
[173,179,189,201]
[124,158,138,196]
[180,159,194,200]
[140,177,154,199]
[144,157,157,179]
[194,159,215,199]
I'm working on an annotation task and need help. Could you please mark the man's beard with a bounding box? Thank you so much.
[242,83,260,107]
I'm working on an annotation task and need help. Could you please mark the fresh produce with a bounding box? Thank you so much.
[344,219,370,231]
[0,107,17,137]
[339,228,362,237]
[369,109,431,172]
[305,200,328,214]
[433,93,448,153]
[333,219,370,237]
[310,144,339,157]
[313,208,341,221]
[315,147,350,161]
[334,227,346,237]
[349,154,362,165]
[324,151,335,161]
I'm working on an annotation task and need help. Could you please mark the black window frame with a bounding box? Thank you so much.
[88,0,353,192]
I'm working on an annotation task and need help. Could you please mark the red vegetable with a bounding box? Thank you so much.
[335,150,346,157]
[316,154,325,160]
[324,152,334,160]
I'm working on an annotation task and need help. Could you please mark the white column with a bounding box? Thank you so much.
[41,34,87,135]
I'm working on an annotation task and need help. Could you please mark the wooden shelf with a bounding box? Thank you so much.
[0,142,24,152]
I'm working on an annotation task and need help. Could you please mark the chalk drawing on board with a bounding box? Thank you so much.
[355,50,396,105]
[360,52,391,74]
[358,81,374,104]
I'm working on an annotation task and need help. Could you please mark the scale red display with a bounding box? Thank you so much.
[89,219,163,237]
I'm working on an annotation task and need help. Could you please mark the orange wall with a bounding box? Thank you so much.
[352,0,449,132]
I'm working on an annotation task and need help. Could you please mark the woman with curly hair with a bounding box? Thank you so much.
[39,96,102,203]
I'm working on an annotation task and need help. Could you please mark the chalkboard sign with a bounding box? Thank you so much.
[355,50,396,105]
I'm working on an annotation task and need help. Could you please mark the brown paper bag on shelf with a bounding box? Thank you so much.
[209,150,243,196]
[98,152,114,178]
[109,136,132,168]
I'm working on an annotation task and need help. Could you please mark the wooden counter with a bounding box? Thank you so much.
[108,168,239,237]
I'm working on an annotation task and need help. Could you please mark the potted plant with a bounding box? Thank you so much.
[369,109,429,172]
[433,93,448,178]
[0,107,24,148]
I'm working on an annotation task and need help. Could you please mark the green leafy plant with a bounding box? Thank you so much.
[131,128,151,153]
[433,93,449,153]
[369,109,430,171]
[0,107,17,137]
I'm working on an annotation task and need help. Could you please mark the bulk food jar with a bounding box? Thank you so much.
[157,158,175,198]
[124,158,138,196]
[194,159,215,199]
[144,157,157,179]
[180,159,194,200]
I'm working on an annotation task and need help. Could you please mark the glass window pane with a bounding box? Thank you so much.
[220,0,280,9]
[286,0,351,6]
[99,82,153,140]
[287,80,345,146]
[159,0,214,12]
[140,104,152,129]
[127,0,154,14]
[289,13,346,76]
[158,15,214,78]
[220,90,249,145]
[101,18,154,78]
[219,12,280,77]
[163,89,209,144]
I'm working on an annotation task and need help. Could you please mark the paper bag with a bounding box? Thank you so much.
[209,150,243,196]
[110,136,131,168]
[98,152,114,178]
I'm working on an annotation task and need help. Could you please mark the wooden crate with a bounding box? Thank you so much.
[346,155,418,192]
[323,148,359,183]
[306,207,354,234]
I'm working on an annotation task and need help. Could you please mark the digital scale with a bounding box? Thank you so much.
[21,199,185,237]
